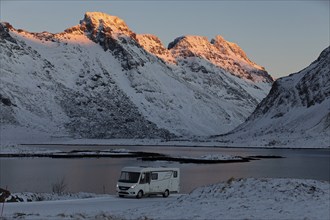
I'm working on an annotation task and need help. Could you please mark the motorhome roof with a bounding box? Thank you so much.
[121,167,179,172]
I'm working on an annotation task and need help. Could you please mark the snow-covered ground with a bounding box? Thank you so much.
[2,178,329,220]
[6,192,106,203]
[1,123,328,149]
[0,144,131,155]
[0,144,60,154]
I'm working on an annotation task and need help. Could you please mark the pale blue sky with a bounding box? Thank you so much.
[1,0,329,78]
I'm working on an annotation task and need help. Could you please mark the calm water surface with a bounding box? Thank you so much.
[1,145,329,194]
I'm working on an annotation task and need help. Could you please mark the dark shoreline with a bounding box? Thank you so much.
[0,150,284,164]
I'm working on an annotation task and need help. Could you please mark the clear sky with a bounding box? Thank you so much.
[1,0,329,78]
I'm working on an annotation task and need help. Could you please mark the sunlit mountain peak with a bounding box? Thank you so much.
[136,34,177,64]
[211,35,265,71]
[79,12,134,38]
[168,34,272,83]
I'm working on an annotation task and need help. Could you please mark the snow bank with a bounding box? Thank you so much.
[133,178,330,220]
[6,192,106,203]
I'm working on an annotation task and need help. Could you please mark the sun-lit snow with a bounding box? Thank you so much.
[136,34,177,64]
[168,35,272,83]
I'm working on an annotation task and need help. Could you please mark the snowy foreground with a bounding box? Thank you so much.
[2,178,329,220]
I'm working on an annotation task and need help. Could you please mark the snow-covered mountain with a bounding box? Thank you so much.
[0,12,273,140]
[217,47,330,147]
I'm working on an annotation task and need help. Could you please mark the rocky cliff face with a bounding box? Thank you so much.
[0,12,273,140]
[218,47,330,147]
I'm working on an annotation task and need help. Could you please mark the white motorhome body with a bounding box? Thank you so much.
[116,167,180,198]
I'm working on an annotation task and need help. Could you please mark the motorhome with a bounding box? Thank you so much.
[116,167,180,198]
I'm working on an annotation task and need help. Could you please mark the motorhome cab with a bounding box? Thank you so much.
[116,167,180,198]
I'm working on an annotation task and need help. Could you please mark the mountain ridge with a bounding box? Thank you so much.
[1,12,273,141]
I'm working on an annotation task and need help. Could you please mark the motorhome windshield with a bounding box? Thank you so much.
[118,171,140,183]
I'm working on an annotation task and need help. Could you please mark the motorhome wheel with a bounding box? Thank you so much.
[136,190,143,199]
[163,189,169,198]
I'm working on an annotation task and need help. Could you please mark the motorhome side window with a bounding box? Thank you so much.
[173,171,178,178]
[140,173,145,184]
[139,173,146,184]
[151,172,158,180]
[139,172,151,184]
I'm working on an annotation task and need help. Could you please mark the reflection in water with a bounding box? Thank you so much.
[1,147,329,194]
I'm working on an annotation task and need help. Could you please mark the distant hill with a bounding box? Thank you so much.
[216,47,330,148]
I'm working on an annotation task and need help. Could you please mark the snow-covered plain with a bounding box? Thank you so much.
[2,178,329,220]
[0,144,132,157]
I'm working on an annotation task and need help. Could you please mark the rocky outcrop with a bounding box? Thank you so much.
[0,22,17,44]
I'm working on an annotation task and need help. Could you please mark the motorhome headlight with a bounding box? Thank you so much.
[130,184,137,189]
[116,184,119,188]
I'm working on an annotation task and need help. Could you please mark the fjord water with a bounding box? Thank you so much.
[0,146,329,194]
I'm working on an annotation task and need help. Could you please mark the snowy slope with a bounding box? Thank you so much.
[218,47,330,147]
[0,12,272,141]
[0,20,172,140]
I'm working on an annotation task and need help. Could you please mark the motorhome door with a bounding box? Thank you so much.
[139,172,150,193]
